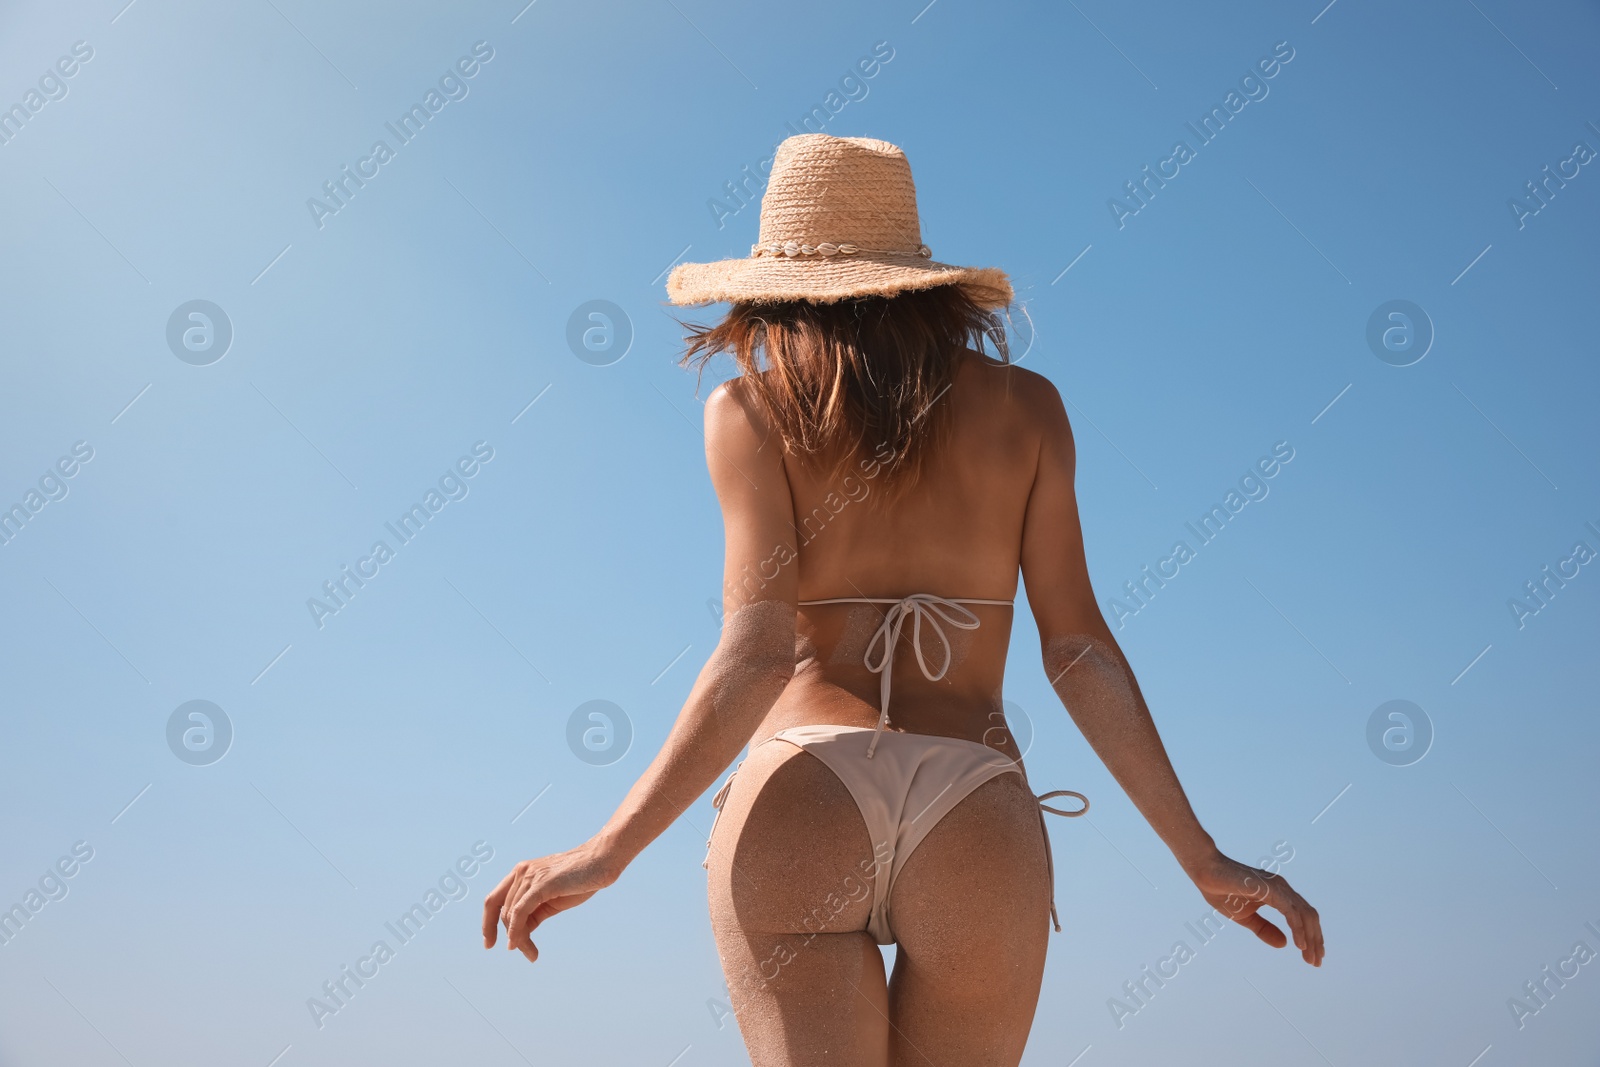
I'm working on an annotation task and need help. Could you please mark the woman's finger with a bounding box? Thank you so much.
[1268,879,1320,964]
[504,875,548,948]
[1285,904,1309,956]
[1240,910,1287,948]
[505,863,550,940]
[1303,904,1325,965]
[499,864,535,935]
[481,867,519,947]
[1283,883,1322,965]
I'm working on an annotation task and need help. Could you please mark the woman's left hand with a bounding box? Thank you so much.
[481,842,619,962]
[1185,849,1324,967]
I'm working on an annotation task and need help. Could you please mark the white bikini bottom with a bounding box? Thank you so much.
[703,724,1087,945]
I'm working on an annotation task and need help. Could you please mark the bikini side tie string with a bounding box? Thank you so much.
[1037,790,1090,819]
[1034,789,1089,932]
[701,759,746,871]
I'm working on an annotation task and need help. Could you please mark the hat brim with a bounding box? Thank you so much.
[665,252,1012,309]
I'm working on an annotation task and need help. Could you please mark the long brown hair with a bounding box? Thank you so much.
[678,284,1012,499]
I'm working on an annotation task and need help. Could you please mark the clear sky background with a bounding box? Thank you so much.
[1,0,1597,1064]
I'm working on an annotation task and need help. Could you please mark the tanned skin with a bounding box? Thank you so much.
[481,350,1323,1065]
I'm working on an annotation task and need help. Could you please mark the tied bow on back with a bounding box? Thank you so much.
[860,594,985,758]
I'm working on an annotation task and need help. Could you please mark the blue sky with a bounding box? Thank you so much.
[1,0,1597,1064]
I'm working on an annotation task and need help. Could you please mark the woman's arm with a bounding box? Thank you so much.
[1016,374,1324,966]
[482,379,799,961]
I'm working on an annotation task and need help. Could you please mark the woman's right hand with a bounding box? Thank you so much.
[1184,850,1324,966]
[481,842,621,963]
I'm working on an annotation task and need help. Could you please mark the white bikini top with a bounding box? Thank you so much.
[797,593,1013,758]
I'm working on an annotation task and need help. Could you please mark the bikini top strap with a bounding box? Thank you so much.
[795,594,1012,758]
[797,597,1015,606]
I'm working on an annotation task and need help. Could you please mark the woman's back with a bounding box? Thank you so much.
[756,349,1052,756]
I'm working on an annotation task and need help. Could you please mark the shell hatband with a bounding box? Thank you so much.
[750,241,933,259]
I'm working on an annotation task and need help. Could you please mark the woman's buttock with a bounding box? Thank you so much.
[702,727,1057,1067]
[704,722,1052,952]
[705,735,881,944]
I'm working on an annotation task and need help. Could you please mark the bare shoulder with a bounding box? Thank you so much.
[957,350,1069,432]
[704,375,766,437]
[703,375,782,462]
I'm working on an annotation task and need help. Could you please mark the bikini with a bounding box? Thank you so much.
[702,592,1089,945]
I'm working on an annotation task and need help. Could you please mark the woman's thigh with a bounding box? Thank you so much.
[705,737,890,1067]
[886,772,1053,1067]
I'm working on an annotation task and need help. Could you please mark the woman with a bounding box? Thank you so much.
[481,134,1323,1065]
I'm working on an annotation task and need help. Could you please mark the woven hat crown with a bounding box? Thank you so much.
[757,136,925,255]
[665,133,1011,308]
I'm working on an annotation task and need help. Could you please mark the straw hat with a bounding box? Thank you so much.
[666,134,1013,309]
